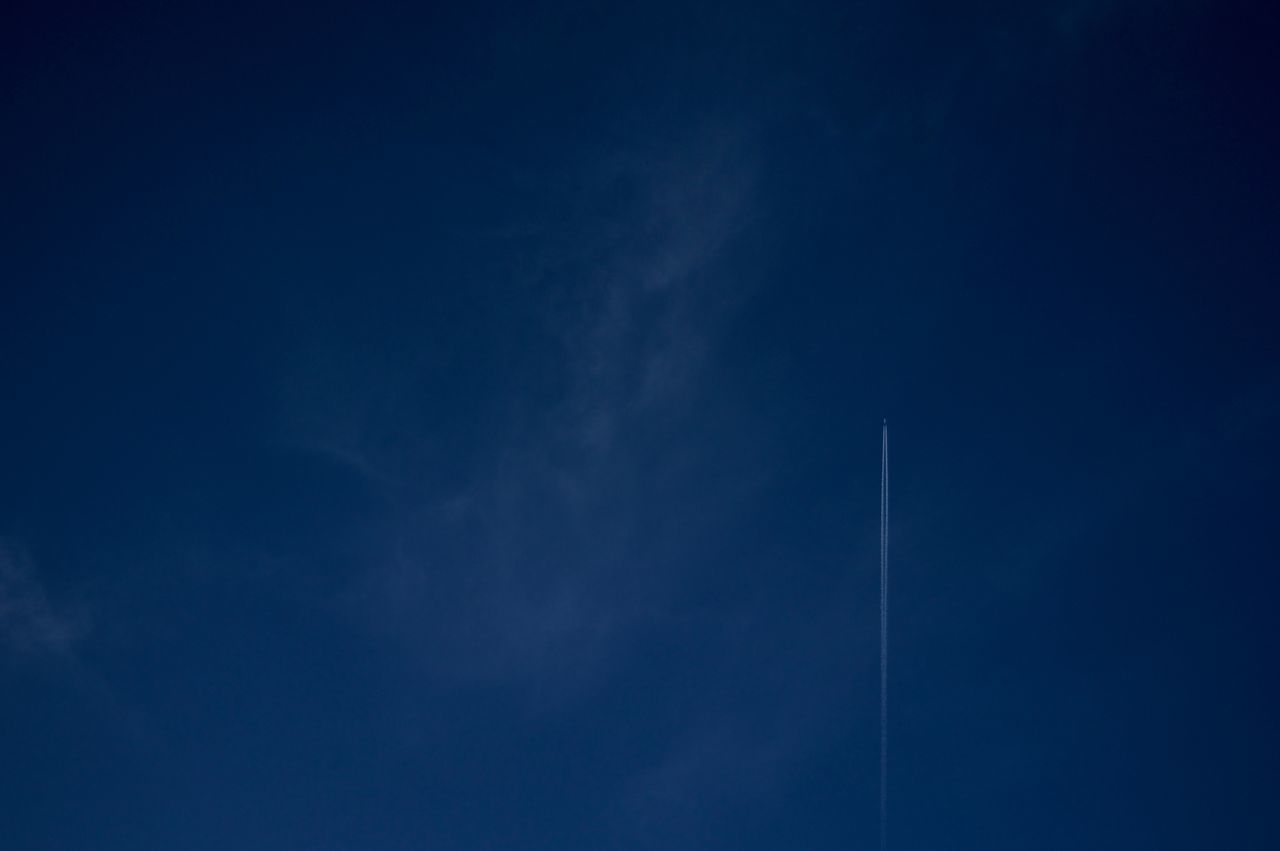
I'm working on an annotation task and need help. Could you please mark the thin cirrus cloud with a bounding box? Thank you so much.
[0,542,89,661]
[268,123,766,693]
[373,126,762,689]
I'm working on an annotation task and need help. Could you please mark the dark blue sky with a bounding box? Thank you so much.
[2,1,1278,848]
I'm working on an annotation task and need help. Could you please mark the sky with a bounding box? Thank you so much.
[2,1,1278,848]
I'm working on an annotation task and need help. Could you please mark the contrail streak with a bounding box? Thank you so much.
[880,420,889,851]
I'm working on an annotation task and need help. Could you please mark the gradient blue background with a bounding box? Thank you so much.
[2,1,1277,848]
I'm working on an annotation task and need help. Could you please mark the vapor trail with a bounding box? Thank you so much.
[880,421,889,851]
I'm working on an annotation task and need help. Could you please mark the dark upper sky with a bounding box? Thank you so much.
[2,1,1278,848]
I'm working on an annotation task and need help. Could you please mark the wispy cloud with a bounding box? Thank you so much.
[361,124,762,690]
[254,123,768,699]
[535,123,759,457]
[0,542,90,661]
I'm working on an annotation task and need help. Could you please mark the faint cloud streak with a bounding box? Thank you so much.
[0,542,90,661]
[338,123,765,694]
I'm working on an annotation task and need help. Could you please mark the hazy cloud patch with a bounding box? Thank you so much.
[282,123,769,696]
[0,543,90,661]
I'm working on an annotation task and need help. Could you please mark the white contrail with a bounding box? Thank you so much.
[880,420,889,851]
